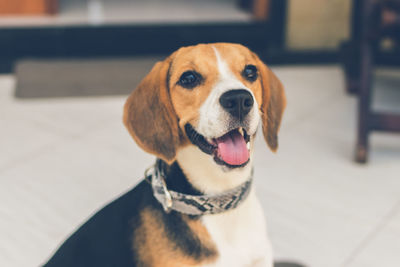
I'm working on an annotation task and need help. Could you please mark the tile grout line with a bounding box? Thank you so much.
[0,139,63,175]
[0,118,118,175]
[341,199,400,267]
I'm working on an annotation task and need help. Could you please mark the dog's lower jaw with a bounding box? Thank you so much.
[175,145,253,194]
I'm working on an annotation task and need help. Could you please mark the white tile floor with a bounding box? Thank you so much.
[0,65,400,267]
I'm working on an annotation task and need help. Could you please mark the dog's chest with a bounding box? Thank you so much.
[201,193,272,267]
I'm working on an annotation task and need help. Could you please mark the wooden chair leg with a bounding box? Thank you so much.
[355,42,373,163]
[340,41,361,95]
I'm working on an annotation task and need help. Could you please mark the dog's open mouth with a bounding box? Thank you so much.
[184,124,251,168]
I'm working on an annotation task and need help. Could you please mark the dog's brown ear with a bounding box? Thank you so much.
[255,56,286,151]
[123,58,180,163]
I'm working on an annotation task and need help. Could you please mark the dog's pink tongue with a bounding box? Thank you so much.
[216,130,249,166]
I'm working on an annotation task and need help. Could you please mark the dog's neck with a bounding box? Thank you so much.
[174,145,253,194]
[157,159,202,196]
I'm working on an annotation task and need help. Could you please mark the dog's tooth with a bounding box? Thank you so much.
[246,142,251,150]
[238,127,244,136]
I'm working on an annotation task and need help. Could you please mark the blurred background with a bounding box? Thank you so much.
[0,0,399,266]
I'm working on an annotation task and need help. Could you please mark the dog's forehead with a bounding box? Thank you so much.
[211,43,253,66]
[170,43,253,75]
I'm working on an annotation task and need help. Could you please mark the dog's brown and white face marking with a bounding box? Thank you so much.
[124,43,285,171]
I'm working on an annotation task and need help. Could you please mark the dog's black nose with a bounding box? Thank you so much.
[219,89,254,120]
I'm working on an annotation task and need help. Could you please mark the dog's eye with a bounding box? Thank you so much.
[242,65,258,82]
[178,71,202,89]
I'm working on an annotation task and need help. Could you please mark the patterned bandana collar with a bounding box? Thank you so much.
[145,162,253,216]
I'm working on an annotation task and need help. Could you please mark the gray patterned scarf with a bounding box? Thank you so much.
[146,163,253,216]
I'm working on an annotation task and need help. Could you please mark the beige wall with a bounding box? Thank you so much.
[286,0,352,50]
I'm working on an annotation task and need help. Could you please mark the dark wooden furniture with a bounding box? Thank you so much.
[0,0,288,73]
[341,0,400,163]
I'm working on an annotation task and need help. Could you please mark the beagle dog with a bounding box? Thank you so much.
[44,43,286,267]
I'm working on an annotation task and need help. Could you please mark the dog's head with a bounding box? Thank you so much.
[124,43,286,170]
